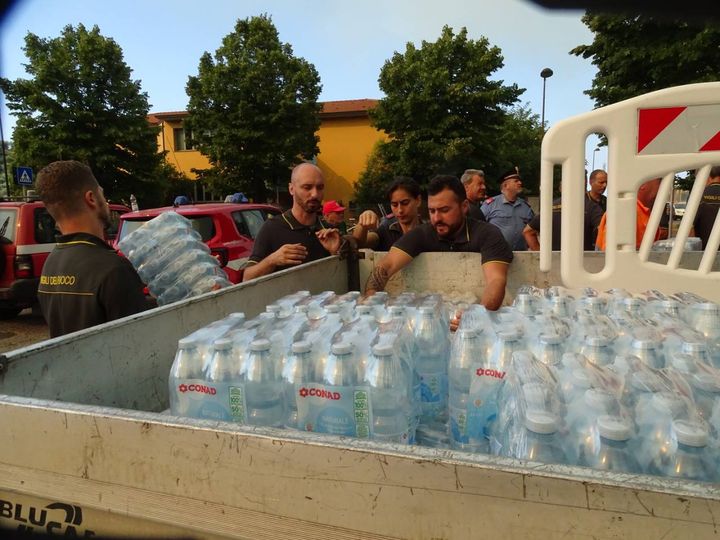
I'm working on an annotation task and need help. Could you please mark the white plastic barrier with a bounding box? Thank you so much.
[540,83,720,300]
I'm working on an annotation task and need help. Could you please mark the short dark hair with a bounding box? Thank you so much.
[589,169,607,181]
[428,175,465,203]
[386,176,420,200]
[36,160,100,220]
[710,165,720,179]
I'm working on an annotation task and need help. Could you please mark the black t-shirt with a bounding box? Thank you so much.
[393,218,513,264]
[694,182,720,249]
[528,195,603,250]
[38,232,148,337]
[467,201,487,222]
[374,216,427,251]
[248,209,331,271]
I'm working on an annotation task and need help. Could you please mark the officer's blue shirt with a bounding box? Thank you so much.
[481,194,535,251]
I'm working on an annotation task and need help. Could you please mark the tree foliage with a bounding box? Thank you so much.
[571,12,720,108]
[355,26,523,202]
[0,24,171,206]
[185,15,322,200]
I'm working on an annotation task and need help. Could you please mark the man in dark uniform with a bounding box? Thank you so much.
[36,160,148,337]
[587,169,608,213]
[481,167,535,250]
[353,177,424,251]
[461,168,487,222]
[694,165,720,250]
[243,163,342,280]
[365,175,512,310]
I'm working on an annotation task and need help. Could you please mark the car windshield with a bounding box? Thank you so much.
[119,215,215,242]
[0,209,17,242]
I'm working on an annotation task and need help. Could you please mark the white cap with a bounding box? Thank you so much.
[389,305,406,316]
[498,329,520,341]
[682,341,708,354]
[356,305,374,315]
[539,333,561,345]
[571,368,592,389]
[419,306,435,315]
[597,415,633,441]
[249,338,271,352]
[673,419,709,447]
[325,304,340,313]
[213,337,233,351]
[227,312,245,320]
[371,343,395,357]
[265,304,281,314]
[691,373,720,393]
[331,342,354,356]
[292,340,312,354]
[177,337,197,349]
[524,410,559,434]
[696,302,720,314]
[631,338,656,350]
[585,335,610,347]
[584,389,616,411]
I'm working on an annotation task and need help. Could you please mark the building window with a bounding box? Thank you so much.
[173,128,193,151]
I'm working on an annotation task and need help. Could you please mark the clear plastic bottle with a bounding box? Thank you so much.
[448,328,491,452]
[518,410,567,465]
[690,302,720,367]
[243,338,284,427]
[689,372,720,422]
[630,337,665,369]
[581,415,640,473]
[365,342,410,444]
[565,388,621,465]
[413,305,450,427]
[168,337,204,417]
[660,420,717,482]
[282,340,315,429]
[581,336,615,367]
[682,340,713,367]
[316,341,364,437]
[532,332,563,367]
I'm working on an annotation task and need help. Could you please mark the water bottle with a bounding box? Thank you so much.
[282,340,315,429]
[545,296,575,318]
[513,293,538,317]
[581,415,640,473]
[518,410,567,464]
[630,337,665,369]
[579,295,607,315]
[565,388,622,465]
[448,328,492,452]
[130,194,139,212]
[414,306,450,427]
[690,302,720,367]
[365,342,411,444]
[243,338,284,427]
[689,371,720,422]
[203,337,245,422]
[660,420,717,482]
[532,332,563,367]
[581,336,615,367]
[682,340,713,367]
[636,392,689,473]
[168,337,205,417]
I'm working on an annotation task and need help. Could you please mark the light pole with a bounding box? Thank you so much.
[540,68,554,131]
[592,147,600,170]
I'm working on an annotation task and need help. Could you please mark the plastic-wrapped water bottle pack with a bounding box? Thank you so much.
[117,211,231,305]
[167,285,720,483]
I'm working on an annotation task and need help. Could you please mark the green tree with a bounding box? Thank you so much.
[491,104,544,194]
[366,26,522,188]
[0,24,171,206]
[571,13,720,108]
[185,15,322,200]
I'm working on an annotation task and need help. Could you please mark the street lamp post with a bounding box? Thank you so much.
[540,68,554,131]
[592,147,600,170]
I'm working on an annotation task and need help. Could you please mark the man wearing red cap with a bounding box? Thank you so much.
[322,200,348,234]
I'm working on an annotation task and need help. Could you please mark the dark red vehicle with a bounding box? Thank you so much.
[115,203,281,284]
[0,198,130,319]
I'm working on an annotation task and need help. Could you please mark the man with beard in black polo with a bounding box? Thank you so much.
[243,162,343,281]
[364,175,512,311]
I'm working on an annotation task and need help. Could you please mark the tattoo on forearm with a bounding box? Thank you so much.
[366,266,389,292]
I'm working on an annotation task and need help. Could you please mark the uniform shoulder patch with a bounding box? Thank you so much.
[484,197,494,205]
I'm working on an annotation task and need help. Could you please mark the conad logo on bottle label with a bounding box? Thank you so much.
[178,383,217,395]
[298,387,341,400]
[475,368,506,380]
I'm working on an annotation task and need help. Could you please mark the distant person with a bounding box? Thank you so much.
[460,168,487,222]
[693,165,720,250]
[243,163,343,281]
[226,192,249,203]
[587,169,608,212]
[365,175,512,310]
[353,177,424,250]
[481,167,534,250]
[524,175,603,251]
[596,177,665,251]
[322,200,348,234]
[36,160,148,337]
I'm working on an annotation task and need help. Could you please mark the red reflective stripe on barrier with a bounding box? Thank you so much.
[700,130,720,152]
[637,106,686,153]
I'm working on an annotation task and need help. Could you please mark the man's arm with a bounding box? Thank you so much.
[523,224,540,251]
[480,261,508,311]
[352,210,380,249]
[364,247,413,295]
[101,260,149,320]
[242,243,308,281]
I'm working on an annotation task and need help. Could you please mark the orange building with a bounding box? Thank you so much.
[148,99,386,205]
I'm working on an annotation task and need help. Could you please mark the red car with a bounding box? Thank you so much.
[115,203,281,284]
[0,198,130,319]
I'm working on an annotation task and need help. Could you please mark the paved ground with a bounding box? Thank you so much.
[0,307,49,354]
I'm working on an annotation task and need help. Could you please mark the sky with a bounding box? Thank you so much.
[0,0,608,169]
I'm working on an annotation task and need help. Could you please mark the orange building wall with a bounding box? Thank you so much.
[156,119,210,179]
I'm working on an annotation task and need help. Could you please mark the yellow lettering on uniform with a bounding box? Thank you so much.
[42,275,77,287]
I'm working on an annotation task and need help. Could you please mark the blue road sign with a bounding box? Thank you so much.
[16,166,33,186]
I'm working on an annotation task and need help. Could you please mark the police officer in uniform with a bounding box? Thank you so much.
[36,161,148,337]
[694,165,720,250]
[243,163,343,280]
[481,167,534,250]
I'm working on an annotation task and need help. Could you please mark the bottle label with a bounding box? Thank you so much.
[172,378,237,420]
[296,383,371,438]
[449,404,469,444]
[466,366,507,440]
[419,370,448,405]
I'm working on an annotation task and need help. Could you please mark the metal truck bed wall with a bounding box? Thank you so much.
[1,252,719,539]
